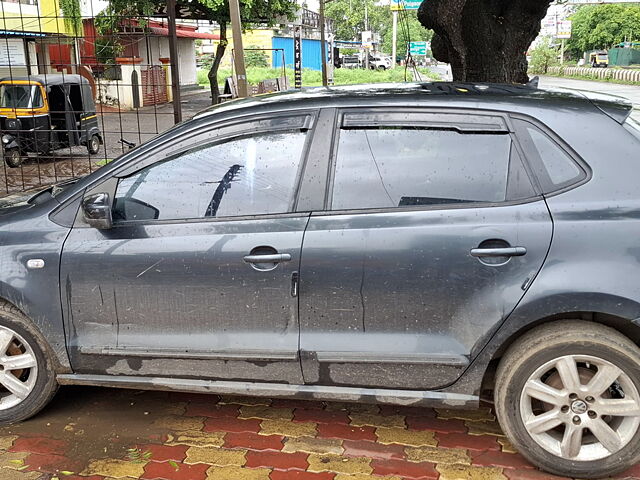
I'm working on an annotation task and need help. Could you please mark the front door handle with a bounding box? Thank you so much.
[243,253,292,264]
[470,247,527,258]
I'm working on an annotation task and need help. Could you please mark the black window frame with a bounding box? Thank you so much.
[510,115,590,196]
[74,110,318,228]
[324,107,541,214]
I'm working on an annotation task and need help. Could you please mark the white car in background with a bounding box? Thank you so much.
[368,53,393,70]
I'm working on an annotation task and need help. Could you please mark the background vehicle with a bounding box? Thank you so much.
[590,51,609,68]
[0,83,639,478]
[368,53,393,70]
[0,74,102,168]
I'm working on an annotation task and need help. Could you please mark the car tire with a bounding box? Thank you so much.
[4,149,22,168]
[87,134,101,155]
[0,303,58,425]
[495,320,640,478]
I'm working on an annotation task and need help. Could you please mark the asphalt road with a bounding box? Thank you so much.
[539,76,640,121]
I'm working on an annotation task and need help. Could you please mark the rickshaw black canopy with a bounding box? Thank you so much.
[0,74,96,112]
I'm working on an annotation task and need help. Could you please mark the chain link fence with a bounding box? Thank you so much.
[0,0,212,197]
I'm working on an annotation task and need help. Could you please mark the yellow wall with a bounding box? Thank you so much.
[213,28,274,69]
[0,0,71,35]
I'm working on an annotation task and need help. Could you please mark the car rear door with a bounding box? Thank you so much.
[61,112,316,383]
[298,108,554,390]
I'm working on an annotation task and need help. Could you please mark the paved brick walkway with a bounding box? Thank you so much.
[0,387,638,480]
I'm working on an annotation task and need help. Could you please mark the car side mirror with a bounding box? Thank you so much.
[82,192,113,230]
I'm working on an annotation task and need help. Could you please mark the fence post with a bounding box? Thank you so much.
[166,0,183,123]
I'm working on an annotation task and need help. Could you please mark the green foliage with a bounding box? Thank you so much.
[59,0,83,36]
[324,0,432,57]
[244,46,269,68]
[96,0,298,49]
[197,66,440,88]
[529,38,559,74]
[568,4,640,57]
[95,38,121,64]
[379,11,433,58]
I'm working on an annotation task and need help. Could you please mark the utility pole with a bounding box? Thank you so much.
[166,0,182,123]
[391,10,398,68]
[364,1,369,70]
[229,0,249,97]
[320,0,328,86]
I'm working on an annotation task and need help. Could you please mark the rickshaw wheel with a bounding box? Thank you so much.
[87,135,100,155]
[4,149,22,168]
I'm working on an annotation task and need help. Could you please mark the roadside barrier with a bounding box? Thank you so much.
[547,66,640,84]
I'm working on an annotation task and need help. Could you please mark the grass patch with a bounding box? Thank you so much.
[197,66,441,89]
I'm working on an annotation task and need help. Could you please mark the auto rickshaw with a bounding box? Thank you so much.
[589,51,609,68]
[0,74,102,167]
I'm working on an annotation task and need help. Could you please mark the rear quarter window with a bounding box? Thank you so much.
[513,119,586,194]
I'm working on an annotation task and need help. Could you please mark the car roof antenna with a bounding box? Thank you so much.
[527,76,540,89]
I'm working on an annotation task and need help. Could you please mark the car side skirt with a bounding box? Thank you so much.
[56,374,479,408]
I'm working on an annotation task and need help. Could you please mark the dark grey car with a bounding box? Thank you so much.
[0,82,639,478]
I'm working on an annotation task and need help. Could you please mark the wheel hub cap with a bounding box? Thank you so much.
[520,354,640,461]
[0,326,38,410]
[571,399,588,414]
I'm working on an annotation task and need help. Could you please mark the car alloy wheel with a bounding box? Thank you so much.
[520,354,640,461]
[0,325,38,410]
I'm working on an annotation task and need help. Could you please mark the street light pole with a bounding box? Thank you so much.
[320,0,328,86]
[229,0,249,97]
[391,10,398,68]
[364,1,369,70]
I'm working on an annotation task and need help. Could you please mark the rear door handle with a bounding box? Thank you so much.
[470,247,527,258]
[243,253,292,264]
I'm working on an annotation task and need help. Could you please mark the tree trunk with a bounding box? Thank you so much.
[209,22,228,105]
[418,0,553,83]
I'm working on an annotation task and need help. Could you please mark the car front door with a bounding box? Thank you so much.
[61,112,315,383]
[299,109,554,390]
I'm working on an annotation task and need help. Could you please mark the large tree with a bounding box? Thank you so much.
[567,4,640,58]
[417,0,553,83]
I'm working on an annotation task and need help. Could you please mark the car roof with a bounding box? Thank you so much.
[195,82,633,124]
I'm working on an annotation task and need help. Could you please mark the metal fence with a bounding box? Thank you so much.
[0,0,206,197]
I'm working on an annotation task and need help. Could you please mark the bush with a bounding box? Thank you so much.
[197,66,441,88]
[245,47,269,68]
[529,38,560,75]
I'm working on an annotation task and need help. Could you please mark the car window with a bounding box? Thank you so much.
[331,127,515,210]
[514,119,585,193]
[112,130,307,222]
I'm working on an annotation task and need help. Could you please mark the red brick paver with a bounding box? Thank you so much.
[0,387,637,480]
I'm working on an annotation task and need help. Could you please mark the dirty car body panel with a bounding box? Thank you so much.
[0,82,638,409]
